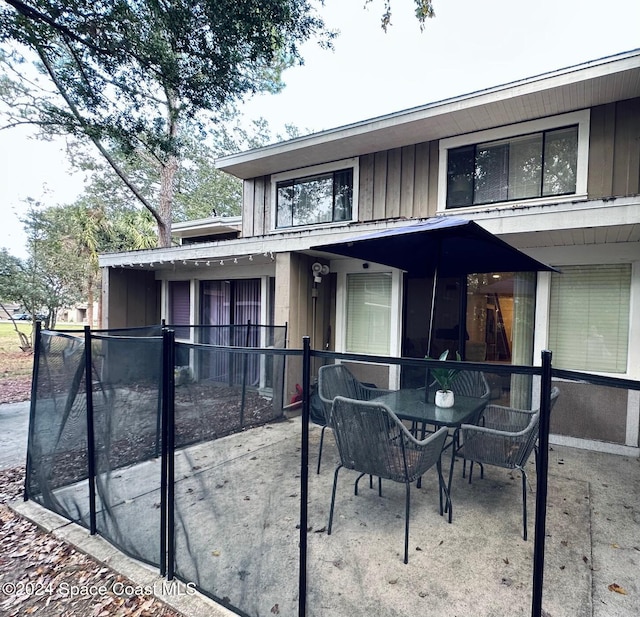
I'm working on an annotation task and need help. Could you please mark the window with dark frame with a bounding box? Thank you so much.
[275,168,353,229]
[446,125,578,208]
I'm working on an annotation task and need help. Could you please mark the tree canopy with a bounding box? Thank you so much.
[0,0,333,246]
[0,1,435,249]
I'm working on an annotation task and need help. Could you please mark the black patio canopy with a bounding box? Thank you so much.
[312,216,557,357]
[311,216,557,278]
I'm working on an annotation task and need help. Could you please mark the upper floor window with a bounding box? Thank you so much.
[272,158,357,230]
[439,111,589,211]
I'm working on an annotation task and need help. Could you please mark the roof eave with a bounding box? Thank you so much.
[215,49,640,179]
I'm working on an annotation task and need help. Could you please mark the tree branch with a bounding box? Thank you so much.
[34,44,162,227]
[3,0,111,55]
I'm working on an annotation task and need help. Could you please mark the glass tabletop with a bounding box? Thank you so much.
[373,389,487,428]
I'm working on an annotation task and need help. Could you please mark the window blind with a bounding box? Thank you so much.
[346,273,392,355]
[548,265,631,373]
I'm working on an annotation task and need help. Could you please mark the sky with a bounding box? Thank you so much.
[1,0,639,258]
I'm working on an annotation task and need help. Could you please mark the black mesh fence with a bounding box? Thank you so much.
[90,333,165,567]
[25,330,640,617]
[171,345,299,615]
[26,324,291,584]
[173,343,285,449]
[26,330,89,524]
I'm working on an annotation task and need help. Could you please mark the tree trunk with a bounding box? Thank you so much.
[87,281,94,327]
[157,154,178,248]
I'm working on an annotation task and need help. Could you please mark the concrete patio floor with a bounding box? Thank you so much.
[11,416,640,617]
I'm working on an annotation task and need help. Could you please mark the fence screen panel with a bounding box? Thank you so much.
[26,331,90,525]
[90,333,165,568]
[172,346,300,616]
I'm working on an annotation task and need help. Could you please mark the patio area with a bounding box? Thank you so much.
[13,415,640,617]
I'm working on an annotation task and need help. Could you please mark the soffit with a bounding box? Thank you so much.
[503,224,640,249]
[216,51,640,179]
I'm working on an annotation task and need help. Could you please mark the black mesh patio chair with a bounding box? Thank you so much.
[327,396,451,564]
[451,370,491,476]
[315,364,392,474]
[477,386,560,465]
[451,370,491,402]
[457,387,560,540]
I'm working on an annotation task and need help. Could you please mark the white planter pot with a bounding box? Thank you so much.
[435,390,455,408]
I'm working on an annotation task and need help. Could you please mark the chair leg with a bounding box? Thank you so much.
[327,465,342,535]
[404,481,411,564]
[468,461,484,482]
[437,460,452,523]
[355,472,367,495]
[316,425,327,474]
[521,468,528,541]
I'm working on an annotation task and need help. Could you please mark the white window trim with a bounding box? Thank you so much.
[270,157,359,233]
[332,259,403,389]
[437,110,590,212]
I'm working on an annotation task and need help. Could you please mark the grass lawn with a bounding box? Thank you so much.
[0,321,82,404]
[0,321,34,404]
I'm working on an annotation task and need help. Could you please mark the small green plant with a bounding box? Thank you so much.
[428,350,461,392]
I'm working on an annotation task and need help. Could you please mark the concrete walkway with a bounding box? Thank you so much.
[0,400,29,470]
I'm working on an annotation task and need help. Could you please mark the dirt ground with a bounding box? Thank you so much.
[0,349,32,405]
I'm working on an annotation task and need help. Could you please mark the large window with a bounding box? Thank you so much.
[548,265,631,373]
[345,273,392,355]
[439,110,589,211]
[273,159,356,230]
[447,126,578,207]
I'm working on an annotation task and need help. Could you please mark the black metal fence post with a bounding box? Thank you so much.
[23,320,42,502]
[298,337,311,617]
[84,326,97,535]
[532,350,553,617]
[240,320,251,427]
[160,328,176,577]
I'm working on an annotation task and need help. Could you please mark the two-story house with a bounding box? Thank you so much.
[99,49,640,456]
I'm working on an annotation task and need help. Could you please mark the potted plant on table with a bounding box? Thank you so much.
[429,350,461,408]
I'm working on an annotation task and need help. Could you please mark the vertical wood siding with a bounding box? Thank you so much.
[241,144,435,232]
[360,142,433,222]
[241,98,640,234]
[241,177,269,237]
[588,98,640,198]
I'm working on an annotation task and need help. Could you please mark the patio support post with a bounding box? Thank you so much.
[84,326,97,535]
[298,336,311,617]
[532,350,553,617]
[24,320,42,502]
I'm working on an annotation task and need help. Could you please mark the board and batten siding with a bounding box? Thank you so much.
[240,141,438,236]
[359,142,435,221]
[588,97,640,199]
[240,97,640,237]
